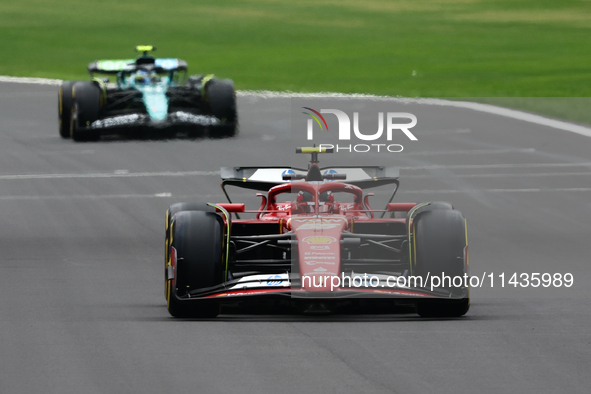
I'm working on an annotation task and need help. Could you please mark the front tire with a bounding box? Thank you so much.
[58,81,75,139]
[164,203,216,299]
[412,209,470,317]
[71,81,101,142]
[167,211,224,318]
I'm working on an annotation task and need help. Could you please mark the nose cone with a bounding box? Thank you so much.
[292,216,348,292]
[142,85,169,121]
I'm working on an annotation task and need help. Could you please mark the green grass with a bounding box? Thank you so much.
[1,0,591,122]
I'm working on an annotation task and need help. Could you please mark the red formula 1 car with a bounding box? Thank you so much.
[164,147,470,318]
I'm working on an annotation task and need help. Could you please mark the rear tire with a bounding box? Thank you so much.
[406,201,453,222]
[58,81,75,139]
[206,78,237,138]
[71,81,101,142]
[412,209,470,317]
[167,211,224,318]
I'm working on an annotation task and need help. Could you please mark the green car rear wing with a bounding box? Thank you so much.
[87,58,188,75]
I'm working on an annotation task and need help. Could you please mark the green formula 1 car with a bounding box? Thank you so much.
[58,46,237,141]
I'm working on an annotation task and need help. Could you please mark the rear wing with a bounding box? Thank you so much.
[87,58,188,75]
[220,166,400,209]
[221,166,398,189]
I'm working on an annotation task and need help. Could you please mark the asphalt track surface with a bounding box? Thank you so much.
[1,82,590,394]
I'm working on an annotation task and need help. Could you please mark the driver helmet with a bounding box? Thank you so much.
[296,190,313,203]
[149,72,161,83]
[134,70,150,85]
[319,191,334,203]
[295,190,313,213]
[319,191,335,213]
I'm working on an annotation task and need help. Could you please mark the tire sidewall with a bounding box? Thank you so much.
[167,211,224,318]
[164,203,217,299]
[59,81,75,139]
[71,81,101,141]
[206,78,237,137]
[412,209,470,317]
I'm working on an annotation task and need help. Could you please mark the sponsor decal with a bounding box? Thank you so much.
[305,256,336,260]
[154,58,179,69]
[174,112,220,126]
[305,271,338,276]
[305,260,336,266]
[266,275,283,286]
[219,290,283,298]
[298,223,338,231]
[228,274,290,290]
[314,267,327,272]
[96,59,133,71]
[310,245,330,250]
[295,219,344,223]
[302,235,337,244]
[91,114,141,129]
[322,169,339,182]
[281,169,295,183]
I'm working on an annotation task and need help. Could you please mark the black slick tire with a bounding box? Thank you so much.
[167,211,224,318]
[71,81,101,142]
[206,78,237,138]
[164,203,216,299]
[413,209,470,317]
[58,81,75,139]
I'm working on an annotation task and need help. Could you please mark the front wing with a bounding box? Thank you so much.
[169,273,465,305]
[90,111,223,130]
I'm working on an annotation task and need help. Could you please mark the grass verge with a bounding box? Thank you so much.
[1,1,590,123]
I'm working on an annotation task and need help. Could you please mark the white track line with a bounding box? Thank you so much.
[399,162,591,171]
[405,171,591,179]
[399,188,591,194]
[239,90,591,138]
[0,76,62,85]
[0,162,591,181]
[2,75,591,138]
[0,193,172,201]
[404,148,535,156]
[0,170,217,180]
[0,187,588,201]
[0,193,225,201]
